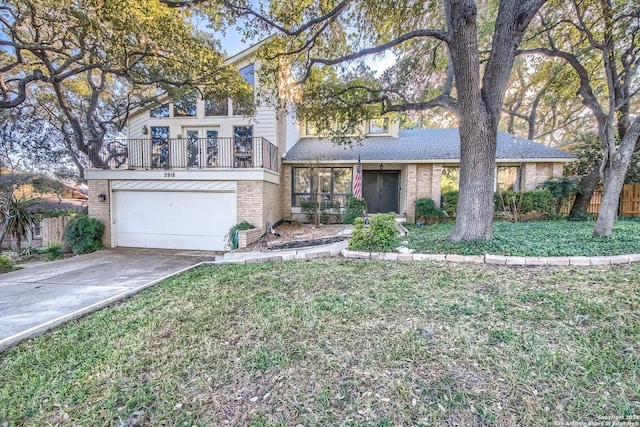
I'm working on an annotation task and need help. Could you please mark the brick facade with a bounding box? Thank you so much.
[236,181,282,231]
[87,179,112,247]
[521,162,565,190]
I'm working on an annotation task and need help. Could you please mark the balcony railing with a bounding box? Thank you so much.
[89,137,279,172]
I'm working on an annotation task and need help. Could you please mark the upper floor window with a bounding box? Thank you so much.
[305,121,318,136]
[150,103,169,118]
[204,98,229,116]
[368,117,389,134]
[240,64,255,88]
[173,95,197,117]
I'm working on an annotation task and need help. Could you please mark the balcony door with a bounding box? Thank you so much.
[182,127,219,168]
[233,126,253,168]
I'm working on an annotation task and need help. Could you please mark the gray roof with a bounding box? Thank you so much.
[283,129,576,162]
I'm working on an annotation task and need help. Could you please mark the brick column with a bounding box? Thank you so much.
[405,164,417,222]
[431,164,443,207]
[88,179,112,247]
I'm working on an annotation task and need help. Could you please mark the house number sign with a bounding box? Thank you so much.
[164,172,176,178]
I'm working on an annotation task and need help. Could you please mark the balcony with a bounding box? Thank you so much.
[89,137,279,172]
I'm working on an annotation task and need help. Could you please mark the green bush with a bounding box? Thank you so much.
[495,190,553,215]
[225,221,255,250]
[0,255,14,273]
[538,178,579,215]
[348,213,398,252]
[62,215,105,254]
[343,195,367,224]
[442,191,459,216]
[415,198,444,221]
[43,244,63,261]
[300,200,317,223]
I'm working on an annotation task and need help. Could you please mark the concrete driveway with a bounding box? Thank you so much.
[0,248,214,352]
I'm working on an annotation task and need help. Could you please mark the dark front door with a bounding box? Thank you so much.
[363,171,400,213]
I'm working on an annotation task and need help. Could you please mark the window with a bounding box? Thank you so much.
[496,166,520,191]
[151,126,170,168]
[205,130,219,167]
[233,64,255,115]
[305,121,318,136]
[185,130,200,167]
[240,64,254,87]
[173,95,197,117]
[204,98,228,116]
[150,103,169,118]
[234,126,253,167]
[368,117,389,134]
[292,167,353,207]
[441,167,459,193]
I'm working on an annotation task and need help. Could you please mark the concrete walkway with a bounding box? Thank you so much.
[0,248,215,352]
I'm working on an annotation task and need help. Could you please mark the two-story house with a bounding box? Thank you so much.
[87,42,297,251]
[86,42,575,251]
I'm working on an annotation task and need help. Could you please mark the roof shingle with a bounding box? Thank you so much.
[283,129,576,162]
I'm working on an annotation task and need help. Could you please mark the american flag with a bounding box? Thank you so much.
[353,156,362,198]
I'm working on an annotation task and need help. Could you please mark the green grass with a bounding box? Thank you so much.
[404,220,640,256]
[1,260,639,426]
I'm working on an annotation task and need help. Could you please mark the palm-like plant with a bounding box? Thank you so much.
[0,195,38,249]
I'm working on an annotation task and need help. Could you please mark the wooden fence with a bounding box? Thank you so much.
[588,184,640,217]
[41,216,72,246]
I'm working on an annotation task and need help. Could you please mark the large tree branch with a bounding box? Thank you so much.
[160,0,351,38]
[518,47,607,126]
[299,29,450,82]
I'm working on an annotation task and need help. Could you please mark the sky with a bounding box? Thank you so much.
[194,14,396,74]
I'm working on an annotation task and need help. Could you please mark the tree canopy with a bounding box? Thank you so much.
[0,0,251,178]
[173,0,545,241]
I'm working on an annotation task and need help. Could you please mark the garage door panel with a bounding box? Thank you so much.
[114,190,236,251]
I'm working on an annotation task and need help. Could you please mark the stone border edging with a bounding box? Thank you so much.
[340,249,640,266]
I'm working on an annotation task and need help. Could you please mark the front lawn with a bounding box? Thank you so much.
[1,260,639,426]
[404,220,640,256]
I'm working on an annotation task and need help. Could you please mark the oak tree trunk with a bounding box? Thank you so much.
[450,120,497,241]
[569,167,600,218]
[594,119,640,236]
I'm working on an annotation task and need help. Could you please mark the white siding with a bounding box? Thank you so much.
[285,104,300,153]
[128,114,148,139]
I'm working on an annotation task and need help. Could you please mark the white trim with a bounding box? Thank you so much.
[87,168,280,184]
[283,158,575,165]
[111,180,236,192]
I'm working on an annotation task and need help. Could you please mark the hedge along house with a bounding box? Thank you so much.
[86,42,301,251]
[282,128,577,223]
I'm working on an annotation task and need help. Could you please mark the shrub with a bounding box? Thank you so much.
[343,195,367,224]
[442,191,459,217]
[43,244,63,261]
[538,178,579,215]
[348,212,398,252]
[300,200,317,223]
[62,215,105,254]
[0,255,14,273]
[495,190,553,216]
[320,200,341,224]
[415,198,444,222]
[1,196,38,249]
[225,221,255,250]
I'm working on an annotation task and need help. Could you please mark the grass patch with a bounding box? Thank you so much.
[404,220,640,256]
[1,260,639,426]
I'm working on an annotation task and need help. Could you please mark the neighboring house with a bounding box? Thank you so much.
[0,175,87,248]
[86,43,576,252]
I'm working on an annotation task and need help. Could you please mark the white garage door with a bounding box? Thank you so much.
[114,190,236,251]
